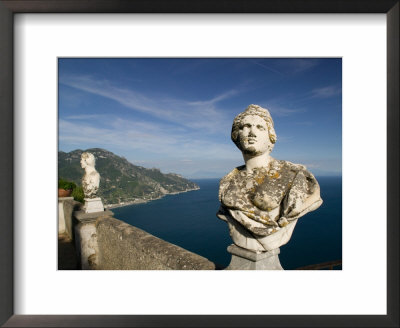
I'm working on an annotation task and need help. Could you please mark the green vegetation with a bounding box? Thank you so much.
[71,186,84,203]
[58,178,84,203]
[58,178,76,190]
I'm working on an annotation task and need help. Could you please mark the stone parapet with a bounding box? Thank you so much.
[58,197,80,240]
[73,210,113,270]
[95,217,216,270]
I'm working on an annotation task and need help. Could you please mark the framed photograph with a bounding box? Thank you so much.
[57,57,342,272]
[1,1,398,327]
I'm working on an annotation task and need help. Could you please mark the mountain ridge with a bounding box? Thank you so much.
[58,148,199,207]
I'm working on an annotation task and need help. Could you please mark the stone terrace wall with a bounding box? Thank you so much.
[95,217,216,270]
[58,197,80,239]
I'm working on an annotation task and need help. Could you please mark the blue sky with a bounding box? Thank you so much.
[58,58,341,178]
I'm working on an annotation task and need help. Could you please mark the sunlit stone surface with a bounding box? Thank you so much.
[217,104,323,264]
[81,152,104,213]
[81,152,100,198]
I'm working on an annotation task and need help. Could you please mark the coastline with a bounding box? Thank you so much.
[104,186,200,209]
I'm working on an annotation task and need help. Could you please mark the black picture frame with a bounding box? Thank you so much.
[0,1,398,327]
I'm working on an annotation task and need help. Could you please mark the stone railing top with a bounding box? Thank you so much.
[95,217,216,270]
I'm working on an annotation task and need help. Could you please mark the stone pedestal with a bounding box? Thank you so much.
[83,197,104,213]
[58,197,73,235]
[225,244,283,270]
[74,209,113,269]
[225,212,298,252]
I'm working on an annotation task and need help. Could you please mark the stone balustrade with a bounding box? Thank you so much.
[58,201,216,270]
[58,197,80,240]
[95,216,216,270]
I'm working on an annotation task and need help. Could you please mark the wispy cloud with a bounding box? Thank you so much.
[290,59,319,73]
[188,89,239,105]
[311,86,341,98]
[64,114,108,120]
[59,118,237,160]
[266,105,304,117]
[59,74,239,133]
[251,59,318,76]
[273,59,320,75]
[251,60,284,76]
[257,100,306,117]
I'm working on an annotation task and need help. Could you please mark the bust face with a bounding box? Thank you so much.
[238,115,272,156]
[80,153,95,169]
[80,157,87,169]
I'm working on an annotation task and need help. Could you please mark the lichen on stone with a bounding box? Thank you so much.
[219,157,322,236]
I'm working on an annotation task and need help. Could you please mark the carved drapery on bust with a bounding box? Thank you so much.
[81,152,100,199]
[217,104,322,252]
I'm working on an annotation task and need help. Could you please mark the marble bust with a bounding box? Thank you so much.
[217,104,323,253]
[80,152,100,199]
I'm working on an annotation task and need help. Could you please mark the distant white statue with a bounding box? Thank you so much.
[217,105,323,254]
[80,152,104,213]
[81,152,100,198]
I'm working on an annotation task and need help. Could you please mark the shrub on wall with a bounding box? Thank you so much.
[72,186,85,204]
[59,178,84,203]
[58,178,77,191]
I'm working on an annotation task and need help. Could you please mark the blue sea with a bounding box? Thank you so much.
[113,177,342,269]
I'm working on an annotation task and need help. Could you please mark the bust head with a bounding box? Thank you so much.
[231,105,277,156]
[80,152,95,169]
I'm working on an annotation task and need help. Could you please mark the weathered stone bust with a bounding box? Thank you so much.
[81,152,100,199]
[217,105,323,254]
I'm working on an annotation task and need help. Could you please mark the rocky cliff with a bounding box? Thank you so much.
[58,148,199,206]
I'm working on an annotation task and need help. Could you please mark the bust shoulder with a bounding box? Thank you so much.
[280,160,307,172]
[218,159,313,202]
[220,158,307,181]
[218,166,244,201]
